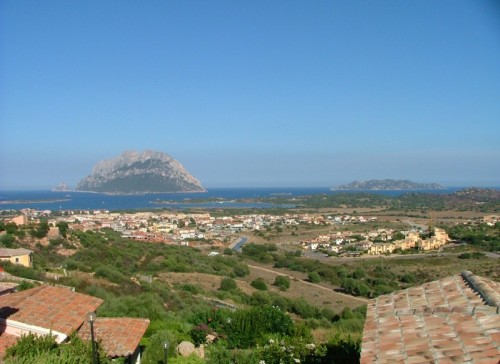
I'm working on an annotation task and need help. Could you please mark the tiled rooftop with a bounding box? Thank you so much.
[360,271,500,364]
[0,332,19,358]
[0,285,103,335]
[78,317,150,357]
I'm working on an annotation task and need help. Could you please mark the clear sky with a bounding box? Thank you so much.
[1,1,499,189]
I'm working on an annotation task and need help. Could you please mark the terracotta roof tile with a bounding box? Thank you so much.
[360,271,500,363]
[78,317,149,358]
[0,332,19,358]
[0,285,103,335]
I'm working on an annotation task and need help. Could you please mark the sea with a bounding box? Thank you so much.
[0,187,473,211]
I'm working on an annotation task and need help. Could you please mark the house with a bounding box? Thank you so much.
[360,271,500,363]
[0,249,33,268]
[0,285,149,363]
[368,243,394,255]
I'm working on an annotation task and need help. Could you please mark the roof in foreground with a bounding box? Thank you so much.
[78,317,150,358]
[360,271,500,364]
[0,285,103,335]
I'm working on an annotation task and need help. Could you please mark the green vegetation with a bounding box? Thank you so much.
[447,222,499,252]
[249,187,500,212]
[273,275,290,291]
[220,277,237,291]
[250,278,267,291]
[5,333,110,364]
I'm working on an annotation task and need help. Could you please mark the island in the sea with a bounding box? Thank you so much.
[331,179,445,191]
[75,150,206,194]
[52,182,71,192]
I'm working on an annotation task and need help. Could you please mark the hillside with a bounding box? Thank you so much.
[76,150,205,194]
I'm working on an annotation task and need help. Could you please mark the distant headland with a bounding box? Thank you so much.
[331,179,445,191]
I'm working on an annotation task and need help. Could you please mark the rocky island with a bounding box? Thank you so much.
[331,179,444,191]
[76,150,206,194]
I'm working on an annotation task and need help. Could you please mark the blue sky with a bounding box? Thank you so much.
[1,1,499,189]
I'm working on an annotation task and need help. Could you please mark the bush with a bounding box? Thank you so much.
[17,281,35,291]
[458,252,485,259]
[308,271,321,283]
[4,333,109,364]
[141,329,180,364]
[220,278,237,291]
[273,276,290,291]
[0,233,16,248]
[341,278,370,297]
[250,278,267,291]
[94,265,127,284]
[233,264,250,277]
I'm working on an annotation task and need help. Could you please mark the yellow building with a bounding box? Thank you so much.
[368,243,395,255]
[0,248,33,268]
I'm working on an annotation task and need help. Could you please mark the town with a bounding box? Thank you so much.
[3,207,457,265]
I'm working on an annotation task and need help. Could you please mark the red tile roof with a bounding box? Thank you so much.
[0,285,103,335]
[0,332,19,358]
[78,317,150,358]
[360,271,500,364]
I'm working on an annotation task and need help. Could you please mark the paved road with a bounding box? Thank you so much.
[304,250,500,262]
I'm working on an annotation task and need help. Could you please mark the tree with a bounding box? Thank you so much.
[31,220,50,239]
[56,221,69,238]
[392,231,405,241]
[273,276,290,291]
[0,234,16,248]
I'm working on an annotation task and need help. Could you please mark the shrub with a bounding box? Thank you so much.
[94,265,127,284]
[17,281,35,291]
[273,276,290,291]
[233,264,250,277]
[458,252,485,259]
[0,233,16,248]
[308,271,321,283]
[141,329,180,364]
[220,278,237,291]
[341,278,370,297]
[4,333,109,364]
[250,278,267,291]
[400,272,416,283]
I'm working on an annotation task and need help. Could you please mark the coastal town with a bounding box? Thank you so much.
[2,207,461,261]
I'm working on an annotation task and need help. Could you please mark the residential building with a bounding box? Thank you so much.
[0,249,33,268]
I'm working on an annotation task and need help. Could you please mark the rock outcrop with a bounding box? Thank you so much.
[76,150,205,194]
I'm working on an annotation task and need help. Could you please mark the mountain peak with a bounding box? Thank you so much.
[76,150,205,194]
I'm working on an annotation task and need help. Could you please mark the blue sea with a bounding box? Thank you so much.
[0,187,475,211]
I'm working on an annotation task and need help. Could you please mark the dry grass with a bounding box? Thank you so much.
[156,267,367,314]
